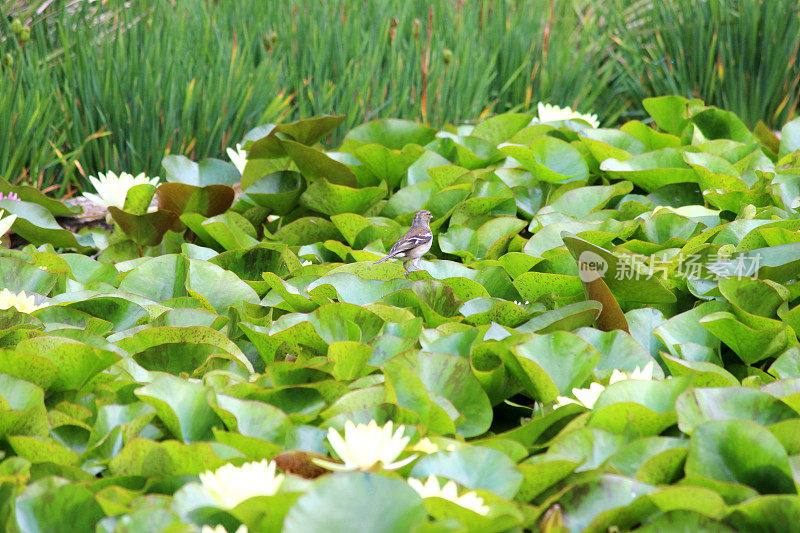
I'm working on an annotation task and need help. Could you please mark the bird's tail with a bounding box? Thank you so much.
[373,255,392,264]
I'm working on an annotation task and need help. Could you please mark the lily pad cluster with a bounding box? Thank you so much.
[1,96,800,531]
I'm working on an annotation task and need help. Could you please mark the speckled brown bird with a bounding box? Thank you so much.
[374,210,433,274]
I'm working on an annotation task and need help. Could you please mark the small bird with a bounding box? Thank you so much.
[374,210,434,274]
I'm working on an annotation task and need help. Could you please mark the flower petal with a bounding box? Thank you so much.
[383,453,418,470]
[311,457,356,472]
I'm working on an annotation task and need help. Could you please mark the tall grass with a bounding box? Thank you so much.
[1,0,618,191]
[601,0,800,127]
[1,0,799,192]
[2,1,293,192]
[257,1,619,128]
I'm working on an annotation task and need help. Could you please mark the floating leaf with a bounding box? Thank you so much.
[386,350,492,437]
[499,137,588,183]
[676,387,798,435]
[0,199,93,249]
[685,420,795,494]
[162,155,240,186]
[343,118,437,150]
[243,171,304,214]
[0,178,79,216]
[135,374,223,443]
[410,447,523,499]
[600,148,697,191]
[300,179,387,216]
[283,472,426,533]
[108,207,179,247]
[511,331,601,402]
[156,183,234,217]
[282,140,359,187]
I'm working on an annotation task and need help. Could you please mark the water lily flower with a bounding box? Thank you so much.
[312,420,417,472]
[0,289,44,314]
[554,381,606,410]
[409,437,439,454]
[199,460,284,509]
[0,192,20,201]
[609,361,656,384]
[0,209,17,236]
[408,437,458,454]
[407,476,490,516]
[201,526,248,533]
[227,143,248,174]
[535,102,600,128]
[555,361,657,410]
[82,171,160,211]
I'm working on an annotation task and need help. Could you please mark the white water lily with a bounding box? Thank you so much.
[408,437,458,454]
[227,143,248,174]
[0,289,44,314]
[535,102,600,128]
[312,420,417,471]
[201,526,248,533]
[199,460,284,509]
[409,437,439,454]
[631,363,656,380]
[82,171,160,210]
[610,361,656,383]
[555,361,657,410]
[0,209,17,236]
[554,382,606,410]
[407,476,490,516]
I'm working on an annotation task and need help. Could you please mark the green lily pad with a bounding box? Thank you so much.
[410,447,523,499]
[13,335,119,391]
[385,350,492,438]
[243,171,304,215]
[556,474,654,533]
[511,331,601,402]
[685,420,795,495]
[579,129,647,162]
[642,95,698,135]
[283,472,425,533]
[0,374,49,439]
[676,387,798,435]
[562,233,677,304]
[0,199,94,249]
[109,207,180,247]
[282,140,359,187]
[162,155,240,186]
[601,148,697,191]
[699,311,789,364]
[135,374,224,443]
[691,108,755,144]
[499,137,588,183]
[13,477,105,533]
[300,179,386,216]
[0,178,80,216]
[343,118,437,150]
[590,378,691,436]
[726,495,800,532]
[108,438,233,477]
[351,143,426,190]
[156,183,234,218]
[0,257,58,294]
